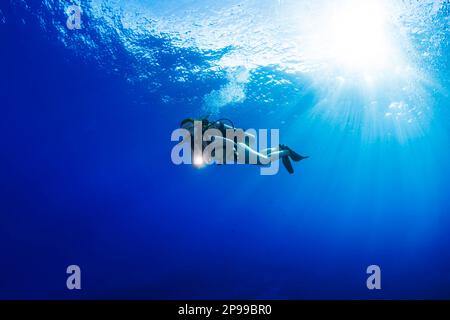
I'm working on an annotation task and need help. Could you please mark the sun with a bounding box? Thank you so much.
[328,1,391,71]
[306,0,399,76]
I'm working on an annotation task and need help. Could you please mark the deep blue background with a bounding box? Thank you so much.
[1,1,450,299]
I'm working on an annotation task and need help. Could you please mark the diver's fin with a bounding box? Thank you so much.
[291,154,309,162]
[282,156,294,174]
[280,145,309,162]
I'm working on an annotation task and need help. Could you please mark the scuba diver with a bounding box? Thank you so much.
[179,117,309,174]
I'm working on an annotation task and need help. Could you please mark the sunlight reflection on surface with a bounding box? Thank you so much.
[24,0,447,141]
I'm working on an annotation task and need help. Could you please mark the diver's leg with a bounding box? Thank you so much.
[261,148,289,158]
[236,143,290,164]
[261,147,295,174]
[260,147,278,156]
[235,142,268,164]
[211,139,296,174]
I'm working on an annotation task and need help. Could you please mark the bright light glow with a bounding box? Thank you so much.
[300,0,429,141]
[305,0,400,76]
[193,154,206,168]
[328,1,391,70]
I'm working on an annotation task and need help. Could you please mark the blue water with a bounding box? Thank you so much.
[1,0,450,299]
